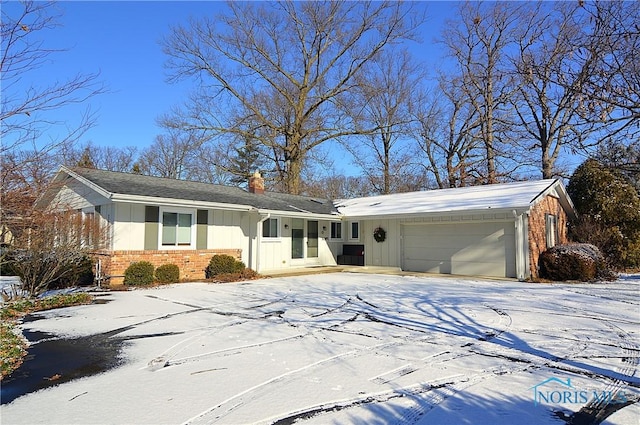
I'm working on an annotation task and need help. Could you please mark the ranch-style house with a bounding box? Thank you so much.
[38,166,576,283]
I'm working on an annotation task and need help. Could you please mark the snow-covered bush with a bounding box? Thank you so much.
[539,243,615,282]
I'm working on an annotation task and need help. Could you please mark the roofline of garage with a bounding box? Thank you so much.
[344,207,531,221]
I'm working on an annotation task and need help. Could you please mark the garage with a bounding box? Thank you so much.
[401,221,516,278]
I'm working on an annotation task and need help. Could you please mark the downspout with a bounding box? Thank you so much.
[513,209,530,281]
[256,212,271,273]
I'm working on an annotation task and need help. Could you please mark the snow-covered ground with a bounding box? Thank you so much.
[2,272,639,424]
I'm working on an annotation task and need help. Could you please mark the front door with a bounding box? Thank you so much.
[291,219,319,262]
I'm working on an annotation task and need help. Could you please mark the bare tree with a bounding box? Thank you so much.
[138,127,209,179]
[441,2,524,184]
[302,173,376,200]
[162,1,424,194]
[509,2,606,179]
[411,75,484,189]
[1,1,104,155]
[573,1,640,143]
[61,142,138,173]
[1,1,104,251]
[342,49,423,194]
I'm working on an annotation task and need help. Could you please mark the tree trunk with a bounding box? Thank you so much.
[286,155,303,195]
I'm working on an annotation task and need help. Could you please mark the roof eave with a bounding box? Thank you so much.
[530,179,577,220]
[35,166,114,210]
[111,194,254,212]
[255,209,341,220]
[343,207,532,221]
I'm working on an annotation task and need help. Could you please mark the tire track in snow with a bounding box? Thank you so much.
[566,319,640,424]
[181,345,366,425]
[181,300,518,424]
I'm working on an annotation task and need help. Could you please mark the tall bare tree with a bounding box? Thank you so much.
[1,1,104,156]
[441,2,524,184]
[510,2,605,179]
[574,0,640,143]
[1,1,104,246]
[162,1,423,194]
[342,49,423,194]
[411,75,484,189]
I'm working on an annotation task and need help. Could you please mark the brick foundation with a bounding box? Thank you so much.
[94,249,243,285]
[528,196,570,279]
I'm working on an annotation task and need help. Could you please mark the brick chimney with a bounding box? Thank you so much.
[248,171,265,194]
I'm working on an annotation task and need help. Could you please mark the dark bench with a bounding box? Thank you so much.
[337,244,364,266]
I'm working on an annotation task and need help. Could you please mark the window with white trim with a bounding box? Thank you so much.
[162,211,193,246]
[330,222,342,240]
[262,218,279,238]
[349,221,360,240]
[545,214,558,248]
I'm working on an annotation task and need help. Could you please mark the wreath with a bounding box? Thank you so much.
[373,226,386,243]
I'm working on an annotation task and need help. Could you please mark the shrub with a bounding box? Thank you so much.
[50,255,95,289]
[539,243,615,282]
[123,261,155,286]
[155,264,180,284]
[4,249,95,296]
[205,254,245,278]
[568,159,640,270]
[0,248,15,276]
[213,268,260,283]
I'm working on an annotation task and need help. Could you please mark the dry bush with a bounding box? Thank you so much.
[209,269,260,283]
[2,198,110,297]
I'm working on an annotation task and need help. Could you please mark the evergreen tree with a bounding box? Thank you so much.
[227,136,267,187]
[76,147,96,168]
[568,159,640,269]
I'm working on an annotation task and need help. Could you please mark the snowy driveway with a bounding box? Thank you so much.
[2,273,639,425]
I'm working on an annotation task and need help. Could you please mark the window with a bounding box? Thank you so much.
[545,214,558,248]
[330,222,342,240]
[262,218,279,238]
[162,212,192,246]
[349,221,359,240]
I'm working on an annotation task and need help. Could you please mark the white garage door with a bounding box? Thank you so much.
[402,222,516,278]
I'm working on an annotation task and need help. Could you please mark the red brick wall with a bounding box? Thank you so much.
[94,249,242,285]
[528,195,570,278]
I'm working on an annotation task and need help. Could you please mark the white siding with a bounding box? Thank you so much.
[209,210,248,249]
[50,180,109,211]
[112,203,146,250]
[258,218,338,272]
[361,219,402,267]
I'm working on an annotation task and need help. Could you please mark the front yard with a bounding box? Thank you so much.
[1,273,638,424]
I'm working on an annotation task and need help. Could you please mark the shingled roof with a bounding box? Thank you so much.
[55,167,338,216]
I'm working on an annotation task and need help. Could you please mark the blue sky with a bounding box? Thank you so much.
[4,1,455,154]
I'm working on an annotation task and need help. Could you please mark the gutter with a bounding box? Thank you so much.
[343,207,531,222]
[111,194,254,212]
[254,209,340,221]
